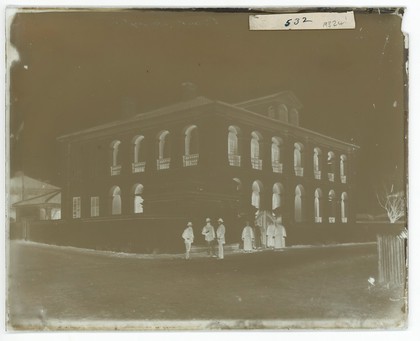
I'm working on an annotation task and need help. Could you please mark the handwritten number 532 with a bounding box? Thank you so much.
[284,16,312,27]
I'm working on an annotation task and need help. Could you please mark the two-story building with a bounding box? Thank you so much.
[57,91,358,247]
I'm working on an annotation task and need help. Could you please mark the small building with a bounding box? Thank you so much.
[57,91,359,246]
[9,172,61,222]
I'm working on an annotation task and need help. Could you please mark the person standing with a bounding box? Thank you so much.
[242,221,254,253]
[182,222,194,260]
[202,218,216,257]
[216,218,226,260]
[266,221,276,249]
[274,217,287,249]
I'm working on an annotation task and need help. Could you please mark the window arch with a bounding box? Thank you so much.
[110,186,122,215]
[278,104,289,122]
[133,184,144,214]
[110,140,121,175]
[272,182,284,211]
[295,185,305,222]
[183,125,199,167]
[314,188,323,223]
[251,131,263,170]
[132,135,145,173]
[327,151,336,181]
[328,190,336,223]
[340,155,347,183]
[228,125,241,166]
[157,130,170,170]
[272,137,283,173]
[314,148,322,179]
[252,180,263,209]
[294,142,304,176]
[341,192,348,223]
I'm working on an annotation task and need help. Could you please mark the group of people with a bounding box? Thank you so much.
[181,217,226,260]
[242,217,287,253]
[182,216,287,259]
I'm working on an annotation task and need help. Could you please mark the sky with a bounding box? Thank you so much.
[8,9,406,214]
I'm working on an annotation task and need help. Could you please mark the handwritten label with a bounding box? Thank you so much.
[249,11,355,30]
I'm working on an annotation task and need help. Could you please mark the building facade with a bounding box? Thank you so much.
[57,91,358,246]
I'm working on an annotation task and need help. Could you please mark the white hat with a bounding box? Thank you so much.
[205,218,211,222]
[187,222,193,226]
[218,218,224,223]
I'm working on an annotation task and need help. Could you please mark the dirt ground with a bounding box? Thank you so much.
[6,241,406,330]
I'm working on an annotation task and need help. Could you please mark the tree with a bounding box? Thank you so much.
[376,184,406,223]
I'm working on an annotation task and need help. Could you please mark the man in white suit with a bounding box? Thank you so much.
[182,222,194,260]
[216,218,226,260]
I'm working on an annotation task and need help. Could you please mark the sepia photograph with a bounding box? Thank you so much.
[5,6,408,331]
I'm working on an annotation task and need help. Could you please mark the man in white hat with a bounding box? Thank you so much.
[216,218,226,260]
[274,216,287,249]
[201,218,216,257]
[182,222,194,260]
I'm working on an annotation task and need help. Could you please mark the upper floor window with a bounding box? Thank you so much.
[251,131,263,170]
[278,104,289,122]
[268,105,276,119]
[183,125,199,167]
[132,135,146,173]
[271,137,283,173]
[313,148,322,179]
[340,155,347,183]
[133,184,144,214]
[110,186,122,215]
[252,180,263,209]
[294,142,304,176]
[110,140,121,175]
[157,130,171,170]
[289,108,299,126]
[228,125,241,166]
[314,188,323,223]
[327,151,336,182]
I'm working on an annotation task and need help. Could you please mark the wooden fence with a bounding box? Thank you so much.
[377,227,407,287]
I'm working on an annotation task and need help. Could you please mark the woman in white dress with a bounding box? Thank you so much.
[274,217,287,249]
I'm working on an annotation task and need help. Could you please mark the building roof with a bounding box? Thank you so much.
[10,173,60,195]
[56,92,359,151]
[13,190,61,207]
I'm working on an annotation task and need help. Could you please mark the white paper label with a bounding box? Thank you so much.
[249,11,355,30]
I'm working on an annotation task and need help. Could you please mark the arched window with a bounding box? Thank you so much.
[272,183,284,211]
[132,135,145,173]
[328,190,336,223]
[327,151,336,182]
[110,186,122,215]
[341,192,348,223]
[110,140,121,175]
[314,188,323,223]
[251,131,263,170]
[289,108,300,126]
[228,125,241,166]
[295,185,305,222]
[340,155,347,183]
[252,180,263,209]
[133,184,144,214]
[294,142,304,176]
[157,130,170,170]
[278,104,289,122]
[183,125,199,167]
[272,137,283,173]
[313,148,322,179]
